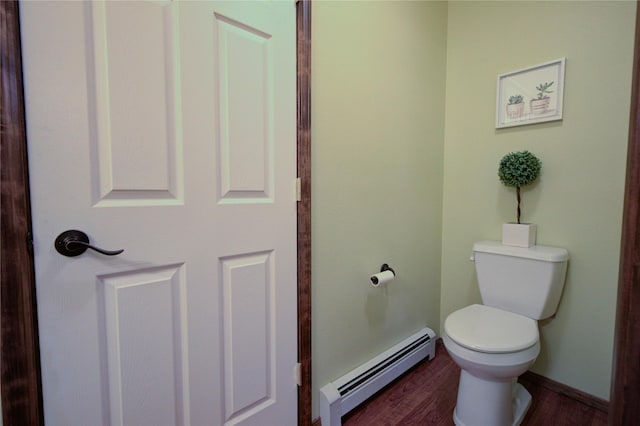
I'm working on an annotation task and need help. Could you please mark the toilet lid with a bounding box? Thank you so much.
[445,304,539,353]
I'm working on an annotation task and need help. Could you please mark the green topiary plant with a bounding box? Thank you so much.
[498,151,541,224]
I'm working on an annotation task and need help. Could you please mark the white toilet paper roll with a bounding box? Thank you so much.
[370,270,395,287]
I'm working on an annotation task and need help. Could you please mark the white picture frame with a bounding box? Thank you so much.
[496,58,566,128]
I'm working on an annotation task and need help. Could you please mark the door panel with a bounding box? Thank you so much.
[101,264,188,426]
[20,1,297,425]
[90,0,183,205]
[215,12,272,200]
[221,252,274,420]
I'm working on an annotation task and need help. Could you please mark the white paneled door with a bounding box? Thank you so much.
[20,1,297,425]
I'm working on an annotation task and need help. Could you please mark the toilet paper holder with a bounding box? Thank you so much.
[379,263,395,275]
[371,263,395,285]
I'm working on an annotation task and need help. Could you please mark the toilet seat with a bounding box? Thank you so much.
[445,304,538,353]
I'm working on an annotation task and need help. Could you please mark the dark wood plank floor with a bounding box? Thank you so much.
[342,340,608,426]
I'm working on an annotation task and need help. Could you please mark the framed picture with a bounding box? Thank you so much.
[496,58,566,128]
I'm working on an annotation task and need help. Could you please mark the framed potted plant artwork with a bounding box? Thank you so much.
[496,58,566,128]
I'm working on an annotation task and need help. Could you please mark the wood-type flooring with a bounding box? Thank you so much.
[341,340,608,426]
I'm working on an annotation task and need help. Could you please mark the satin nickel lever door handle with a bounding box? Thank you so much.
[55,230,124,257]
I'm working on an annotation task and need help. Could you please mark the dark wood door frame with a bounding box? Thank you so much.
[0,1,312,425]
[609,2,640,424]
[0,2,43,424]
[7,0,640,424]
[296,1,312,425]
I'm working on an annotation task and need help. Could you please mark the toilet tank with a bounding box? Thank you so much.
[473,241,569,320]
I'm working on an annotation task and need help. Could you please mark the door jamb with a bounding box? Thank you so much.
[609,2,640,424]
[296,1,312,425]
[0,1,43,424]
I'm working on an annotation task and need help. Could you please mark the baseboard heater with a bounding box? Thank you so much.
[319,327,436,426]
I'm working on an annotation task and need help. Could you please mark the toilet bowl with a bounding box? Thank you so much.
[443,241,568,426]
[443,304,540,426]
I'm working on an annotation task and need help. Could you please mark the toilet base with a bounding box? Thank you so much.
[453,370,532,426]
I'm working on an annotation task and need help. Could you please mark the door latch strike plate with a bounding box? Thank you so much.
[26,231,34,254]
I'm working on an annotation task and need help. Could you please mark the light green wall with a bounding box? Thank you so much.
[311,0,448,418]
[441,0,635,401]
[312,0,635,420]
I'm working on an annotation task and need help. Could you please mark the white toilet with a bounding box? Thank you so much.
[443,240,569,426]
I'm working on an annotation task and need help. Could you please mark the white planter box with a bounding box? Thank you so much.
[502,223,537,248]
